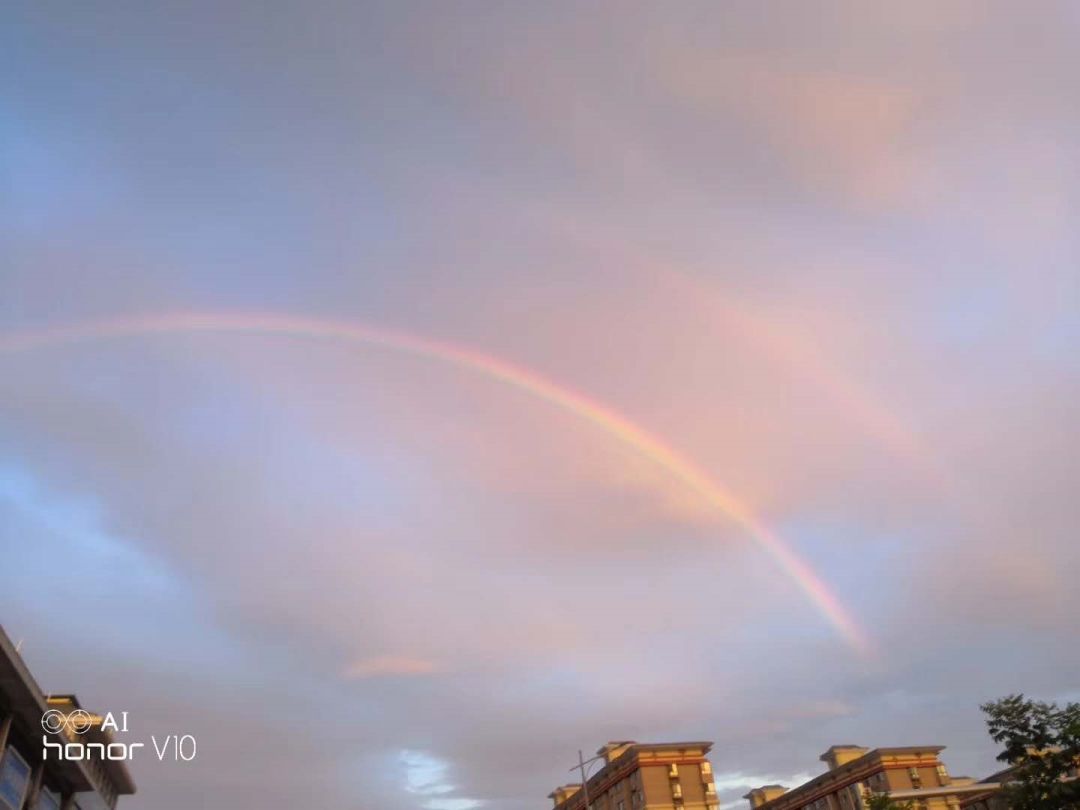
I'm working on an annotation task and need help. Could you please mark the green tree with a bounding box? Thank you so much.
[981,693,1080,809]
[864,792,913,810]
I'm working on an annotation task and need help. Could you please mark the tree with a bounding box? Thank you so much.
[981,693,1080,809]
[864,792,913,810]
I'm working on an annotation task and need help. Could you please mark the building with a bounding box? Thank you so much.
[549,742,718,810]
[958,765,1012,810]
[0,626,135,809]
[743,745,1002,810]
[960,757,1080,810]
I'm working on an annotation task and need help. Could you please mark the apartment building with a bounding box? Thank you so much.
[0,626,135,809]
[959,757,1080,810]
[550,742,718,810]
[743,745,1002,810]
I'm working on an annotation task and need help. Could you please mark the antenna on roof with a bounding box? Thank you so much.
[14,639,23,653]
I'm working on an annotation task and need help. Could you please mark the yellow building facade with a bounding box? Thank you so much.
[745,745,1003,810]
[550,742,718,810]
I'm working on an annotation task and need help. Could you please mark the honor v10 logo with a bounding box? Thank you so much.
[41,710,196,762]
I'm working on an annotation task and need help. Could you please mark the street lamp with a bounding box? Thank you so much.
[569,749,607,810]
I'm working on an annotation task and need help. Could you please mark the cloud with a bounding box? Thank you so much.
[653,50,925,209]
[2,2,1079,809]
[713,772,814,801]
[402,750,486,810]
[346,656,440,679]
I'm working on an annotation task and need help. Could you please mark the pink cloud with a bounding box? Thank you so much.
[344,655,441,679]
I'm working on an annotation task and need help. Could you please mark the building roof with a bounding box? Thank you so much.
[0,625,136,797]
[551,741,714,810]
[754,746,947,810]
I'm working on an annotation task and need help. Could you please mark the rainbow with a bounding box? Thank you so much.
[0,311,870,653]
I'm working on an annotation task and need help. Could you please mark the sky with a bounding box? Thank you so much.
[1,2,1079,808]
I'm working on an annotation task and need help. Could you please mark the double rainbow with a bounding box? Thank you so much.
[0,311,869,654]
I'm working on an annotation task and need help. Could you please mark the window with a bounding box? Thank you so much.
[0,746,32,810]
